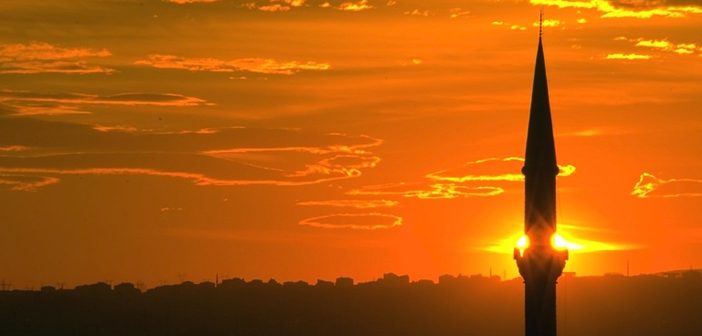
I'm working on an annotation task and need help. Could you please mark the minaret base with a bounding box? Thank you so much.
[515,246,568,336]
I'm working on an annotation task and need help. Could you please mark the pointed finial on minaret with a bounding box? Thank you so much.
[539,9,544,39]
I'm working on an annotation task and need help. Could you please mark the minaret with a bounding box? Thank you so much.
[514,13,568,336]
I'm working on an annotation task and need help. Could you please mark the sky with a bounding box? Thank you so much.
[1,0,702,288]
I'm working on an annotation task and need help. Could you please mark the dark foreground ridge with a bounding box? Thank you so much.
[2,271,702,336]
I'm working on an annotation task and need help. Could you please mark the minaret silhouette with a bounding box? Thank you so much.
[514,12,568,336]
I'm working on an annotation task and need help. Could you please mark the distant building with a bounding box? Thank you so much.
[335,277,354,287]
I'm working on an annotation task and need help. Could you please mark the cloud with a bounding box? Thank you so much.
[449,8,470,19]
[0,158,374,191]
[348,183,504,199]
[0,90,210,115]
[348,157,575,200]
[404,9,431,16]
[0,42,113,74]
[337,0,373,11]
[606,53,652,60]
[558,129,604,137]
[492,20,528,30]
[426,157,576,183]
[0,119,383,191]
[259,4,292,11]
[631,172,702,198]
[629,38,698,54]
[297,199,398,208]
[0,145,30,152]
[636,39,671,49]
[299,213,402,230]
[135,54,330,75]
[0,173,60,191]
[673,43,697,54]
[532,19,562,27]
[165,0,221,3]
[531,0,702,18]
[7,105,91,116]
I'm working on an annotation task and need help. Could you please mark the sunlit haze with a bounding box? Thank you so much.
[2,0,702,288]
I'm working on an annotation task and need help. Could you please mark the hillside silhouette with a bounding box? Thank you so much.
[1,271,701,336]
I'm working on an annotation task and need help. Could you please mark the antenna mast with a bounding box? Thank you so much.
[539,9,544,38]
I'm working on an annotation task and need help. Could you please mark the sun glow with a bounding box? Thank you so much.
[484,225,638,255]
[552,233,583,251]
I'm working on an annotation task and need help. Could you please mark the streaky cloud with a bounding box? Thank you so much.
[632,172,702,198]
[0,90,210,109]
[605,53,652,60]
[297,199,399,208]
[426,157,576,183]
[0,42,113,74]
[0,120,384,191]
[165,0,221,3]
[348,183,504,199]
[135,54,330,75]
[531,0,702,18]
[337,0,373,11]
[299,213,402,230]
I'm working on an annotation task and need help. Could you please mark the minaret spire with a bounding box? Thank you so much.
[523,9,557,244]
[514,13,568,336]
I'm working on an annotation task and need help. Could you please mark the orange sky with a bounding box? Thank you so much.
[1,0,702,288]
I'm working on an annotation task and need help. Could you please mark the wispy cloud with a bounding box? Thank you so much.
[426,157,576,183]
[135,54,330,75]
[348,157,575,200]
[632,172,702,198]
[636,39,671,49]
[0,161,370,191]
[0,145,30,152]
[629,38,698,55]
[403,9,431,17]
[605,53,652,60]
[338,0,373,11]
[449,8,470,19]
[297,199,398,208]
[0,173,60,191]
[0,42,113,74]
[558,129,604,137]
[531,0,702,18]
[165,0,221,3]
[0,90,209,115]
[348,183,504,199]
[258,4,291,11]
[257,0,307,12]
[491,20,528,31]
[7,105,91,116]
[532,19,561,27]
[0,123,383,191]
[299,213,402,230]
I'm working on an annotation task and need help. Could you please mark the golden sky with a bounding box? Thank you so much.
[2,0,702,288]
